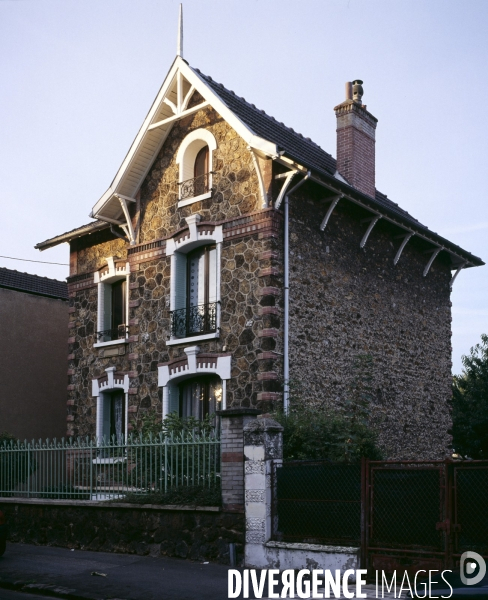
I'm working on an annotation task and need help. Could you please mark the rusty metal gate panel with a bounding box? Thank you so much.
[270,458,488,577]
[451,461,488,568]
[364,460,449,576]
[272,460,362,546]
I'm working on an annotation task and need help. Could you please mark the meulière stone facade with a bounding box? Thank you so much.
[287,189,452,459]
[66,105,283,436]
[52,60,478,460]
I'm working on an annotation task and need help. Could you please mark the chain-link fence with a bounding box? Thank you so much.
[272,460,362,545]
[454,464,488,556]
[368,464,445,549]
[271,458,488,569]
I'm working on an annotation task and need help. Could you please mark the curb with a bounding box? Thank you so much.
[0,578,109,600]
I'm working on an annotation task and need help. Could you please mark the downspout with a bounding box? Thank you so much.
[283,172,310,414]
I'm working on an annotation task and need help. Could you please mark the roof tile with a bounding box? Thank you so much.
[0,267,68,300]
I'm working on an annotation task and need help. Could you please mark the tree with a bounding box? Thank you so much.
[452,334,488,458]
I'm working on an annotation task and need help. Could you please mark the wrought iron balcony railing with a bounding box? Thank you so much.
[96,324,128,343]
[178,172,213,201]
[170,302,217,339]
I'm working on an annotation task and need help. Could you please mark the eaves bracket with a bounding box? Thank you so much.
[360,215,382,248]
[423,247,442,277]
[320,194,343,231]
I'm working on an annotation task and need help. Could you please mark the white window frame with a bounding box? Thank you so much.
[176,128,217,208]
[92,367,129,443]
[158,345,231,419]
[166,214,222,346]
[94,257,130,348]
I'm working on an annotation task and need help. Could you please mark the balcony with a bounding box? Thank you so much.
[178,172,213,205]
[96,324,128,343]
[170,302,217,339]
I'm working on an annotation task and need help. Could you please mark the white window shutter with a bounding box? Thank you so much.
[173,252,187,310]
[103,283,112,330]
[168,383,180,415]
[102,394,111,441]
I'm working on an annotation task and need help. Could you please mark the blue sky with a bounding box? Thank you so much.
[1,0,487,373]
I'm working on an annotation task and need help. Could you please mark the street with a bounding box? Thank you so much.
[0,592,53,600]
[0,542,230,600]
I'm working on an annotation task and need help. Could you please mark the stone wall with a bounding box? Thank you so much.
[287,189,453,459]
[138,105,260,242]
[66,105,283,437]
[0,500,244,564]
[65,99,453,460]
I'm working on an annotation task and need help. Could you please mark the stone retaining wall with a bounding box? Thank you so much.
[0,500,244,565]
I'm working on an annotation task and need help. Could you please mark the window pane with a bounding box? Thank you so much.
[188,249,205,308]
[111,280,126,329]
[109,392,125,442]
[208,379,223,415]
[179,377,222,420]
[181,380,202,419]
[194,146,209,179]
[208,247,217,303]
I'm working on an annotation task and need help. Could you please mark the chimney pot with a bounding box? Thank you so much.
[345,82,353,101]
[352,79,364,103]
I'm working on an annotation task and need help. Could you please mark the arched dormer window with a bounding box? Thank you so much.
[176,129,217,208]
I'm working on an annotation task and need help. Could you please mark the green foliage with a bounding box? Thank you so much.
[452,334,488,458]
[274,355,382,462]
[130,410,215,440]
[0,432,37,493]
[127,411,219,492]
[116,482,221,507]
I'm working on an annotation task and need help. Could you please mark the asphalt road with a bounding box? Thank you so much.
[0,591,53,600]
[0,542,231,600]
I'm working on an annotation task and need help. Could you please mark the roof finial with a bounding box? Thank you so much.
[177,3,183,58]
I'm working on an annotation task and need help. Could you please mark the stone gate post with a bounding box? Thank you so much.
[217,408,261,512]
[243,417,283,568]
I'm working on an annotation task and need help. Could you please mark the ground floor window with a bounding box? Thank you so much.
[179,376,222,419]
[101,391,125,442]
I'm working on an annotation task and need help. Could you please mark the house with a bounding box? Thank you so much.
[36,57,483,459]
[0,268,69,441]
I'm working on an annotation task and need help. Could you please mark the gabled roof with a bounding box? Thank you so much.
[196,69,337,176]
[0,268,68,300]
[195,69,427,232]
[36,56,483,269]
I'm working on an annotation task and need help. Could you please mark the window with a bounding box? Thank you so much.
[96,279,127,343]
[94,259,129,346]
[171,245,217,339]
[176,129,216,207]
[178,376,222,419]
[180,145,210,201]
[101,390,125,443]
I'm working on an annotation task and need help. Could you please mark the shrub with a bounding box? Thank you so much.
[114,482,222,507]
[273,355,382,462]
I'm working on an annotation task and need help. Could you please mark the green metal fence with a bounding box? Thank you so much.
[0,433,220,500]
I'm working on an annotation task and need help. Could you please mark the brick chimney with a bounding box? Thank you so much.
[334,80,378,198]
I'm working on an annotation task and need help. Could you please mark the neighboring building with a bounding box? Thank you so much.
[36,58,483,459]
[0,268,68,441]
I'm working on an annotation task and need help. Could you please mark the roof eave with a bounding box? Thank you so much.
[35,221,110,251]
[307,167,484,268]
